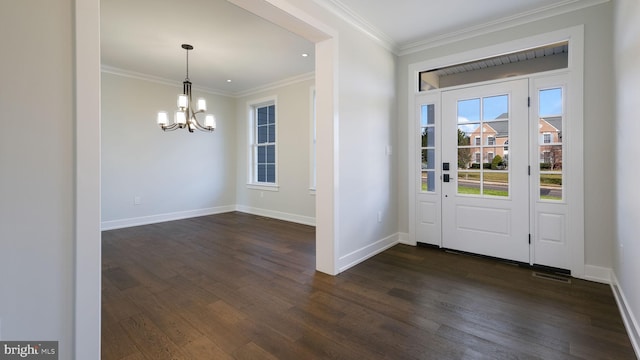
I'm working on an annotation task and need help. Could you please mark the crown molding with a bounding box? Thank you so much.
[100,65,233,97]
[397,0,609,55]
[101,65,314,99]
[311,0,397,53]
[312,0,608,56]
[233,72,315,98]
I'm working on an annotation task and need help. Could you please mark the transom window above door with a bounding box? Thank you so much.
[418,42,568,91]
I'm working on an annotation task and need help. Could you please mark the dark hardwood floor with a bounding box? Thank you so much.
[102,212,635,359]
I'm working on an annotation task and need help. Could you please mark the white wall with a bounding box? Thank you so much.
[235,78,316,224]
[0,1,74,358]
[397,3,615,269]
[101,73,236,228]
[335,25,397,267]
[236,0,398,272]
[613,0,640,351]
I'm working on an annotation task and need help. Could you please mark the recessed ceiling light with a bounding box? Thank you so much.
[301,53,309,57]
[226,79,232,83]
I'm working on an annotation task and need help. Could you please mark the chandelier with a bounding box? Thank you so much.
[156,44,216,132]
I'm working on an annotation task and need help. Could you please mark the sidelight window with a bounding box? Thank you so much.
[420,104,436,192]
[538,87,563,201]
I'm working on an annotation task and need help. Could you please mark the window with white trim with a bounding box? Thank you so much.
[543,132,551,144]
[474,136,481,145]
[487,136,495,145]
[249,100,277,185]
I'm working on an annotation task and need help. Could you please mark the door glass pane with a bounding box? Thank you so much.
[457,94,510,197]
[458,148,472,170]
[421,104,434,126]
[457,171,479,195]
[484,171,509,197]
[457,124,478,144]
[420,104,436,193]
[422,127,435,147]
[422,149,435,170]
[422,171,435,192]
[458,98,480,122]
[483,95,508,121]
[538,87,563,201]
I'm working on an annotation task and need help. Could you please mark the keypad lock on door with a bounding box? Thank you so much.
[443,162,450,182]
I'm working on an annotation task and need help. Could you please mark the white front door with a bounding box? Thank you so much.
[441,79,530,263]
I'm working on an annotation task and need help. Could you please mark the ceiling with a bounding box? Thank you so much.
[100,0,600,95]
[101,0,315,95]
[330,0,581,47]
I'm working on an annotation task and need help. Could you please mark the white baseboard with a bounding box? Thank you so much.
[337,233,400,273]
[100,205,236,230]
[397,232,413,245]
[611,272,640,359]
[235,205,316,226]
[582,264,612,284]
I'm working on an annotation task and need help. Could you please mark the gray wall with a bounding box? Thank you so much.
[0,1,74,358]
[101,73,237,226]
[235,79,316,223]
[397,2,615,269]
[613,0,640,348]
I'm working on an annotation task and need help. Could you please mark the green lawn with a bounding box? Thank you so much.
[422,170,562,199]
[457,186,508,197]
[458,172,508,183]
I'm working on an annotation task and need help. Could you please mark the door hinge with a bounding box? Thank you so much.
[528,165,531,175]
[528,97,531,107]
[529,234,531,244]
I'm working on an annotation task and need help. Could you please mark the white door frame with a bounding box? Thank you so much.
[407,25,584,277]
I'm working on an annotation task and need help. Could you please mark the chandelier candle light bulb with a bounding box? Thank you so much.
[178,94,188,109]
[197,98,206,111]
[157,111,168,126]
[157,44,217,133]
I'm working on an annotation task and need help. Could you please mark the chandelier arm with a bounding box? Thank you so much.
[161,123,180,131]
[190,113,215,132]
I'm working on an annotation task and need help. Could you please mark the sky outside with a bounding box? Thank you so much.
[455,87,563,134]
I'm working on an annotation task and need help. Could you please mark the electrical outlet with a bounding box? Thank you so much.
[134,196,142,205]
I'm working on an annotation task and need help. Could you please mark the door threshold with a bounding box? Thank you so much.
[415,242,571,276]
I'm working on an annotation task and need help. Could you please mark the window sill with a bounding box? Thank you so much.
[247,183,280,192]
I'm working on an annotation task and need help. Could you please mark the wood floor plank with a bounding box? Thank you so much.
[102,212,636,360]
[232,342,279,360]
[180,336,234,360]
[119,313,190,360]
[123,285,203,347]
